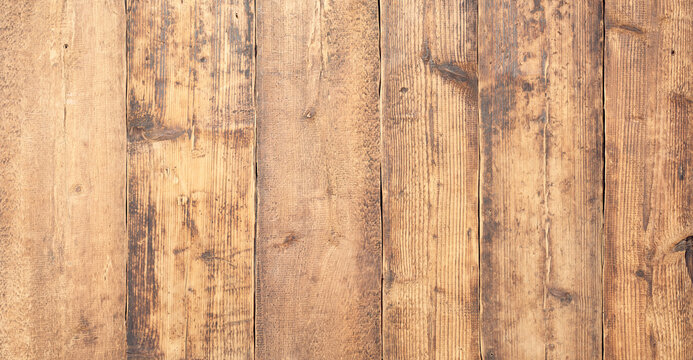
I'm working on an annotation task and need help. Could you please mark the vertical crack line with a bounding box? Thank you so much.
[252,0,258,358]
[376,0,384,358]
[379,166,384,360]
[124,0,129,330]
[542,58,551,311]
[476,0,482,358]
[600,0,606,357]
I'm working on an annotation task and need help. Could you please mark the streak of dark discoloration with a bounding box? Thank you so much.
[127,98,253,146]
[127,94,156,131]
[273,233,299,250]
[74,315,99,345]
[200,250,237,268]
[155,3,172,106]
[547,287,573,305]
[649,333,658,358]
[530,0,544,14]
[429,62,479,98]
[642,161,652,230]
[671,92,693,107]
[419,42,478,100]
[672,236,693,252]
[127,195,161,354]
[479,86,507,357]
[173,247,188,255]
[130,126,188,142]
[634,268,653,296]
[183,204,200,239]
[420,41,431,63]
[673,237,693,285]
[685,249,693,285]
[606,23,645,35]
[127,93,186,143]
[125,346,163,359]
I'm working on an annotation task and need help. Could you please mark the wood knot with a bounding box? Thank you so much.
[673,236,693,285]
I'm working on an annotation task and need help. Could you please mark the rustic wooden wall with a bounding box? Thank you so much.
[1,0,692,359]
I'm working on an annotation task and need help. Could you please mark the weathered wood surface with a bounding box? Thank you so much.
[126,0,255,358]
[380,0,479,358]
[5,1,693,358]
[478,0,603,358]
[0,1,126,358]
[254,0,381,358]
[604,0,693,357]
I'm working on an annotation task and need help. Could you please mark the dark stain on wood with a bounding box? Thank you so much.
[429,61,479,99]
[673,236,693,285]
[606,23,645,35]
[686,249,693,285]
[548,287,573,305]
[672,236,693,252]
[74,315,99,345]
[273,233,300,250]
[127,200,161,354]
[127,95,156,134]
[130,125,188,142]
[199,250,237,268]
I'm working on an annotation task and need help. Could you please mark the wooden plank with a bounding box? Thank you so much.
[0,1,126,358]
[604,0,693,357]
[126,0,255,358]
[254,0,381,357]
[380,0,479,358]
[478,0,603,358]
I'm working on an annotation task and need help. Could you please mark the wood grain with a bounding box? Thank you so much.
[604,0,693,357]
[254,0,381,358]
[478,0,603,358]
[0,1,126,358]
[380,0,479,358]
[126,0,255,358]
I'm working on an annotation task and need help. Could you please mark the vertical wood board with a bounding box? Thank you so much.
[479,0,604,357]
[381,0,480,358]
[604,0,693,357]
[0,1,126,358]
[126,0,255,358]
[255,0,382,357]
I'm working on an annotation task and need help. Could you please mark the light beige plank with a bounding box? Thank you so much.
[255,0,382,357]
[0,1,126,358]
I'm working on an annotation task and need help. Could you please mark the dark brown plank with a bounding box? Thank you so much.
[380,0,480,358]
[126,0,255,358]
[479,0,603,357]
[254,0,381,357]
[604,0,693,357]
[0,1,126,358]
